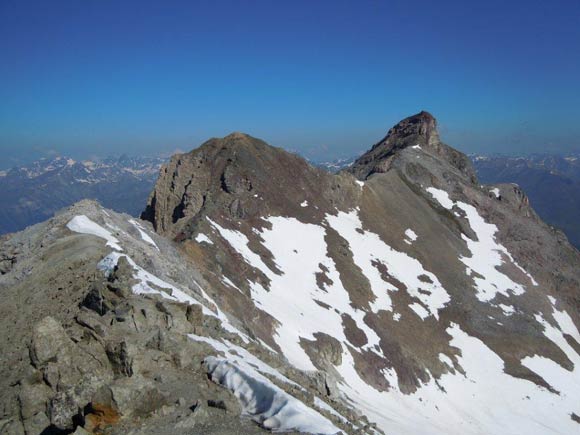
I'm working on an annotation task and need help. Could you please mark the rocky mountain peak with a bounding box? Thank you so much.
[136,111,579,435]
[141,131,353,237]
[348,111,476,183]
[223,131,253,141]
[387,110,438,143]
[204,131,263,150]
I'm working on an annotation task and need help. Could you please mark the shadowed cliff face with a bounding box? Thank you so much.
[136,111,580,433]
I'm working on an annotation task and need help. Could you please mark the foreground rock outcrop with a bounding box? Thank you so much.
[0,201,356,434]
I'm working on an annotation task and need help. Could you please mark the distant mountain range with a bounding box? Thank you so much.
[470,153,580,249]
[2,150,579,251]
[0,155,166,234]
[313,156,357,172]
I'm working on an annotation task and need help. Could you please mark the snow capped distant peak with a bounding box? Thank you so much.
[4,155,167,182]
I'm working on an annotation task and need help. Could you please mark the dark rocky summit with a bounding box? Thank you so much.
[141,132,358,239]
[348,111,477,183]
[1,112,579,434]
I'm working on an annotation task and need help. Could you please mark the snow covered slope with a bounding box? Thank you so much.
[142,112,580,434]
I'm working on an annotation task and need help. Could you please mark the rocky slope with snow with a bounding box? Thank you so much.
[472,152,580,249]
[1,112,579,434]
[143,112,580,434]
[0,201,357,434]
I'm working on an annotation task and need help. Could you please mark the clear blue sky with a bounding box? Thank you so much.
[1,0,579,167]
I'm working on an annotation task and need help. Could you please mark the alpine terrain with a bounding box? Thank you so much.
[1,112,579,435]
[471,153,580,249]
[0,155,166,235]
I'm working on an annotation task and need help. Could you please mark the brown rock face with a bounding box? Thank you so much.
[141,132,358,239]
[348,111,477,183]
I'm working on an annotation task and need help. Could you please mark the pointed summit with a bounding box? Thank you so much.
[390,110,438,141]
[141,132,334,236]
[348,111,476,182]
[223,131,254,141]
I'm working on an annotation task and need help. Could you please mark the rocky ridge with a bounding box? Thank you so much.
[472,152,580,248]
[0,201,359,434]
[0,112,579,434]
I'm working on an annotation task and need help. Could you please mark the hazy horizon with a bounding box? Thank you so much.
[2,0,579,168]
[2,131,580,172]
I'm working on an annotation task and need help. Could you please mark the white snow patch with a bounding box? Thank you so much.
[326,210,450,319]
[520,308,580,418]
[404,228,418,245]
[335,323,580,434]
[412,144,422,149]
[209,216,383,371]
[426,187,454,209]
[300,200,309,207]
[208,218,271,277]
[498,304,515,315]
[355,180,364,187]
[195,233,213,244]
[204,357,341,434]
[188,334,348,434]
[489,187,501,198]
[188,334,298,387]
[409,303,429,320]
[426,187,538,301]
[129,219,159,250]
[67,215,122,251]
